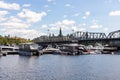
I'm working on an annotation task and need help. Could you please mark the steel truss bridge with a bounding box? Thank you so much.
[72,30,120,40]
[72,30,120,46]
[34,30,120,47]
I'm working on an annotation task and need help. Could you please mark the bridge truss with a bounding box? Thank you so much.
[107,30,120,39]
[72,31,107,40]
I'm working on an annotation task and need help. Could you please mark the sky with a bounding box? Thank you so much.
[0,0,120,39]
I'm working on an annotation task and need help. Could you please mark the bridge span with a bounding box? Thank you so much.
[33,30,120,48]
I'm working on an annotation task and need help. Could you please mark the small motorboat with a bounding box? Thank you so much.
[42,45,61,54]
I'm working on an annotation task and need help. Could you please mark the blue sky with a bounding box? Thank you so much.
[0,0,120,39]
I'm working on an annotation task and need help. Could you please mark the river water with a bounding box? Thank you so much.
[0,54,120,80]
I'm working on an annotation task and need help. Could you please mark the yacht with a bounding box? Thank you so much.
[0,45,19,56]
[19,43,40,56]
[42,45,61,54]
[58,43,86,55]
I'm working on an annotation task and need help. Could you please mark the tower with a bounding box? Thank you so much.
[58,27,63,37]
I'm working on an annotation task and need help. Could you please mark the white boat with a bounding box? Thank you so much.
[19,43,40,56]
[102,46,117,54]
[42,45,61,54]
[0,46,19,56]
[85,44,103,54]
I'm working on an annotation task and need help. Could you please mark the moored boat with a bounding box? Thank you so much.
[58,43,85,55]
[102,45,117,54]
[0,45,19,56]
[18,43,40,56]
[42,45,61,54]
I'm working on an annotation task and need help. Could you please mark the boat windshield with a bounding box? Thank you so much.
[30,44,38,49]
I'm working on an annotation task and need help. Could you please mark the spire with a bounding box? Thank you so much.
[58,27,63,37]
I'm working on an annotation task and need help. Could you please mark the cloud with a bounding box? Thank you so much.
[63,15,67,18]
[0,8,47,39]
[23,4,31,7]
[82,16,87,19]
[0,10,8,16]
[62,19,75,25]
[90,20,103,29]
[86,11,90,16]
[0,10,9,21]
[71,26,86,32]
[0,1,48,39]
[41,24,48,29]
[82,11,90,19]
[0,22,30,29]
[50,20,75,28]
[92,19,99,23]
[90,24,103,29]
[73,13,80,17]
[109,10,120,16]
[103,27,109,31]
[17,9,47,23]
[105,0,120,3]
[0,16,30,29]
[0,15,46,39]
[50,19,76,31]
[2,28,45,39]
[47,0,55,2]
[49,19,86,33]
[65,4,71,7]
[0,1,20,10]
[79,23,86,26]
[0,16,45,39]
[47,0,56,5]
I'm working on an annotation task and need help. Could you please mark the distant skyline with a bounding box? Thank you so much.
[0,0,120,39]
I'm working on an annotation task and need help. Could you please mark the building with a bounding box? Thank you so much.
[33,28,72,43]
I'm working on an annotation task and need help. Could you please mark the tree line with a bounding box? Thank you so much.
[0,35,31,46]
